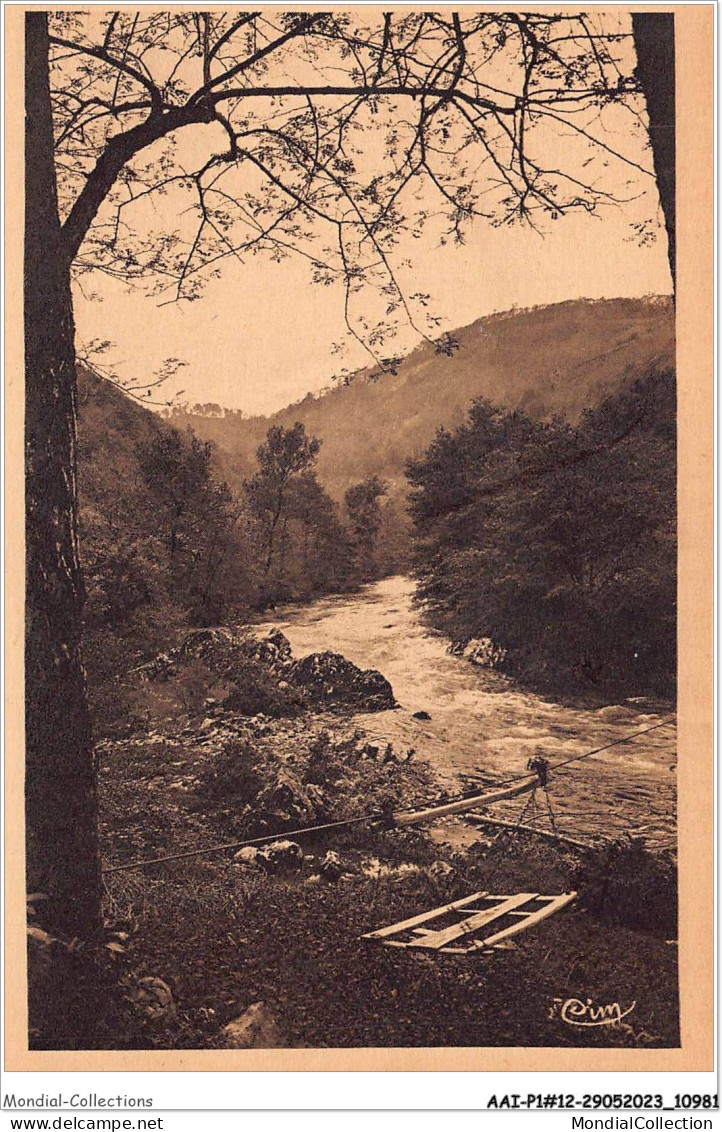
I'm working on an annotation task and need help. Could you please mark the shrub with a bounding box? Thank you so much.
[89,658,224,739]
[222,658,304,718]
[408,371,677,699]
[573,836,677,936]
[196,739,265,804]
[304,730,346,786]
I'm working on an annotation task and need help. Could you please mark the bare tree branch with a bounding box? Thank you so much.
[47,10,656,366]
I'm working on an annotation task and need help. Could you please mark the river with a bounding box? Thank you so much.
[257,575,676,849]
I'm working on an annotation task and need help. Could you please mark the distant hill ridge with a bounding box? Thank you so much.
[168,295,675,500]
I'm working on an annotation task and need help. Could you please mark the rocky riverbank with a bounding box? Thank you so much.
[255,576,677,850]
[28,600,678,1052]
[37,615,672,1053]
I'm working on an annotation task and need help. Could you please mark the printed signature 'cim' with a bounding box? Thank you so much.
[552,997,637,1027]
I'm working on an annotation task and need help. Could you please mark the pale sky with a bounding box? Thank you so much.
[74,201,672,416]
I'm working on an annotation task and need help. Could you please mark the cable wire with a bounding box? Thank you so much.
[102,716,677,875]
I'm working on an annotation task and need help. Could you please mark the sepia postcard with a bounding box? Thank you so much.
[3,2,714,1072]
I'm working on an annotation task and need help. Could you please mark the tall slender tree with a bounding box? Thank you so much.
[345,475,388,580]
[25,13,101,936]
[245,423,321,583]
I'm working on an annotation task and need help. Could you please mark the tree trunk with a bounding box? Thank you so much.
[278,515,289,582]
[632,13,676,292]
[25,12,102,939]
[264,494,284,576]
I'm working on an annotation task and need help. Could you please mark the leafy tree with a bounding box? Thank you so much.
[373,494,413,578]
[284,471,356,598]
[136,430,213,562]
[23,9,673,940]
[245,423,321,583]
[136,426,257,623]
[345,475,388,580]
[182,481,257,627]
[408,371,676,695]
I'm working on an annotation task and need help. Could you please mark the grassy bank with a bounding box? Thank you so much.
[80,712,678,1052]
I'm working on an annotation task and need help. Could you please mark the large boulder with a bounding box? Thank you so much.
[127,627,396,718]
[234,840,304,872]
[286,651,395,712]
[259,839,304,871]
[244,628,293,670]
[221,1002,285,1049]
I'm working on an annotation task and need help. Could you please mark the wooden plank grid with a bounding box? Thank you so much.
[362,892,577,954]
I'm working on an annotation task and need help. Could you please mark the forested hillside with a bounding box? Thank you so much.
[78,369,253,704]
[78,294,675,713]
[407,368,676,698]
[166,297,674,502]
[76,371,394,731]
